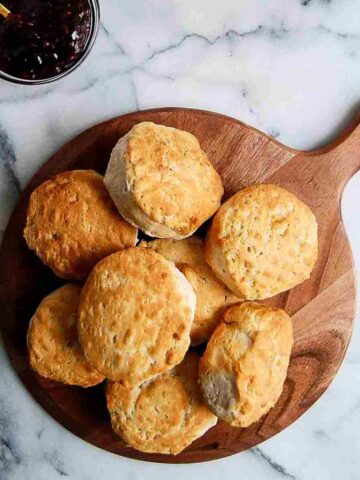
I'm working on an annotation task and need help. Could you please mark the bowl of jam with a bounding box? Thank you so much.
[0,0,99,84]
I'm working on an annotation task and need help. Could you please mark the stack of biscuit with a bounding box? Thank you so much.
[25,122,318,455]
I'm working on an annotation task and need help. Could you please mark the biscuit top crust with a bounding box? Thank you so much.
[205,184,318,299]
[106,352,217,455]
[141,237,240,345]
[27,284,104,387]
[140,237,205,268]
[199,302,293,427]
[78,247,196,386]
[24,170,137,280]
[120,122,223,236]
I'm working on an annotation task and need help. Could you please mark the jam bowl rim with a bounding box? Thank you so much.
[0,0,100,85]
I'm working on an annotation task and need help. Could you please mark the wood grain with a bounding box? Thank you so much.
[0,108,359,464]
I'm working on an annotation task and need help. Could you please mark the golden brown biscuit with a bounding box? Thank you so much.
[104,122,224,239]
[141,237,240,345]
[140,237,206,268]
[199,302,293,427]
[205,184,318,300]
[27,284,104,387]
[78,247,196,386]
[106,352,217,455]
[24,170,137,280]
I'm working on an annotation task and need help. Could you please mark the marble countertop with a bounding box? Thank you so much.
[1,1,360,479]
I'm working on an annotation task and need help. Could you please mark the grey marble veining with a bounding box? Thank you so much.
[0,1,360,479]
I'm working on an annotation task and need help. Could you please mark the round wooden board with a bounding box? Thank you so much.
[0,108,359,464]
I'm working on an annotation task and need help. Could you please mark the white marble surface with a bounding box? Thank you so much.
[1,1,360,479]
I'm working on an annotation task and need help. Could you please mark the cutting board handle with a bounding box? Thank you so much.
[308,114,360,186]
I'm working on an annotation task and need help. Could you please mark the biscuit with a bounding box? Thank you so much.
[104,122,224,239]
[106,352,217,455]
[27,284,104,387]
[199,302,293,427]
[24,170,137,280]
[141,237,240,345]
[205,184,318,299]
[78,247,196,386]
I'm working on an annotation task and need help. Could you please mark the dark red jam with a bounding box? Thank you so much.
[0,0,92,80]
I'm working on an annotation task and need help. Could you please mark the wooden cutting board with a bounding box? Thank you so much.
[0,108,359,464]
